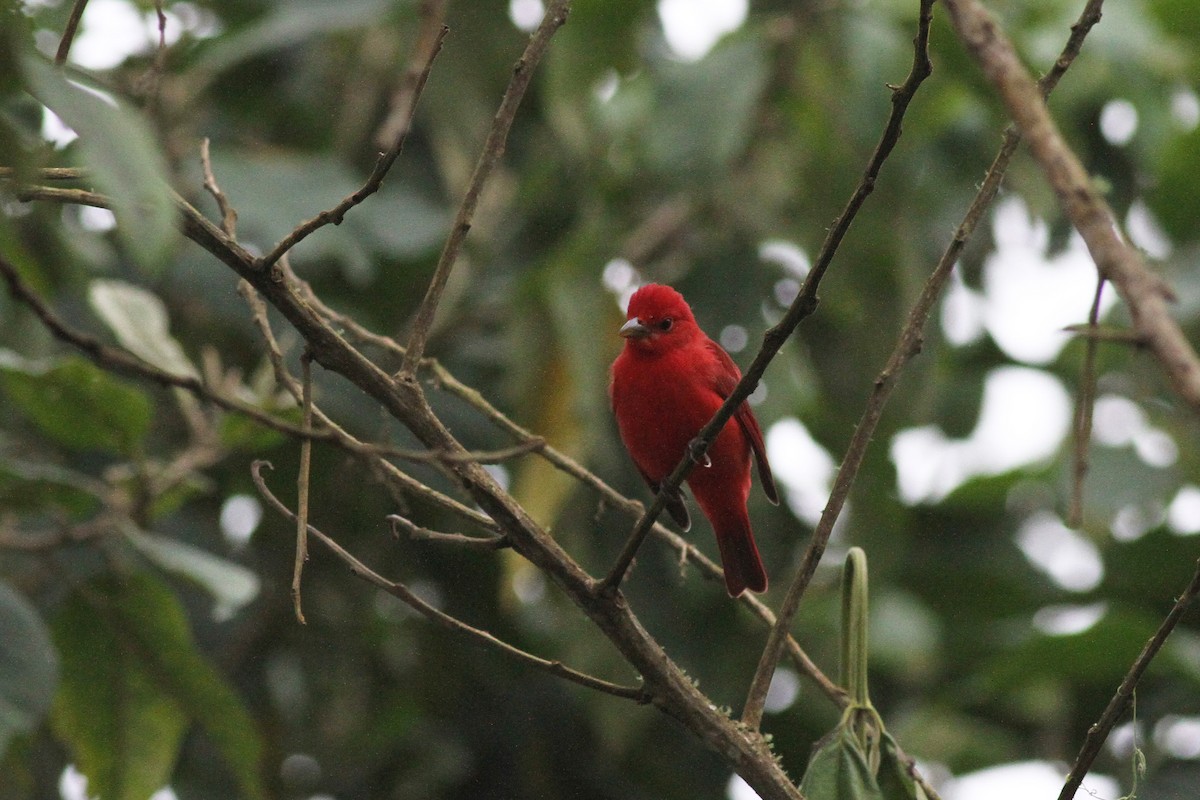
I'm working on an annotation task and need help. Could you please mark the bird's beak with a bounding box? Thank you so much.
[619,318,650,339]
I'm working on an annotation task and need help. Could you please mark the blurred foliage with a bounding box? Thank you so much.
[1,0,1200,798]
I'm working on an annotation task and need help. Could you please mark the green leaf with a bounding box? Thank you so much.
[88,280,199,380]
[124,526,260,622]
[0,349,152,454]
[800,721,925,800]
[51,573,265,800]
[877,733,927,800]
[52,577,188,800]
[800,724,887,800]
[0,581,59,760]
[21,53,178,274]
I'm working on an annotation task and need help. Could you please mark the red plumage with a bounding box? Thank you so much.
[609,284,778,596]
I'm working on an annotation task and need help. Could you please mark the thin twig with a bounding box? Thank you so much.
[399,0,572,373]
[200,138,238,237]
[256,22,448,271]
[136,0,169,105]
[388,514,509,550]
[374,0,449,148]
[252,461,648,702]
[0,167,85,181]
[242,279,543,468]
[55,0,90,66]
[14,185,111,209]
[1069,276,1106,527]
[366,435,547,464]
[1062,323,1146,345]
[1058,560,1200,800]
[292,352,314,624]
[598,0,936,599]
[943,0,1200,412]
[741,0,1106,731]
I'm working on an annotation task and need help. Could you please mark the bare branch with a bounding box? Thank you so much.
[14,184,111,209]
[374,0,449,148]
[55,0,90,66]
[291,352,314,624]
[942,0,1200,412]
[1069,277,1106,527]
[1058,560,1200,800]
[200,137,238,237]
[388,514,509,551]
[0,167,86,181]
[253,461,648,702]
[256,21,448,271]
[399,0,572,373]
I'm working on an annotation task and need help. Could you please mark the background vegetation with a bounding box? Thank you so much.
[2,0,1200,798]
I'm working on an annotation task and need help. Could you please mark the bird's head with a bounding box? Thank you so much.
[619,284,699,353]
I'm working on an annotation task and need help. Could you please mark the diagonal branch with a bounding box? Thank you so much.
[252,461,647,702]
[399,0,571,373]
[54,0,90,66]
[942,0,1200,413]
[200,137,238,237]
[388,514,509,551]
[597,0,936,597]
[1069,275,1107,527]
[1058,559,1200,800]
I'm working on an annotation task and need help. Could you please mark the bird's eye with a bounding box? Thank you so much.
[657,318,673,332]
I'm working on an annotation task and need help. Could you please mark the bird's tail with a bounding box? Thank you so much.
[714,515,767,597]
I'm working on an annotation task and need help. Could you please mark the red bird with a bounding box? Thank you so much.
[610,284,779,596]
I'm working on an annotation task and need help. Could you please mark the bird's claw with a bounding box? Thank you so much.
[687,439,712,468]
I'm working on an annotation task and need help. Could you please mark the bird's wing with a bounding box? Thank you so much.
[704,340,780,505]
